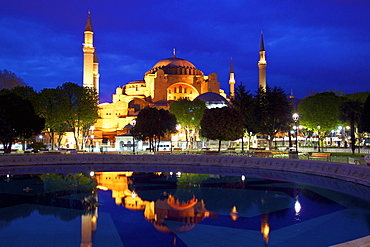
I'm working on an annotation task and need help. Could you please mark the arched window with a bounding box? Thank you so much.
[174,87,177,93]
[179,86,182,93]
[184,88,187,93]
[168,89,171,94]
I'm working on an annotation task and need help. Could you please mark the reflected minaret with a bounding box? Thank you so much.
[258,31,267,91]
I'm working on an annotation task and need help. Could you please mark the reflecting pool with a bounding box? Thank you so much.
[0,169,370,247]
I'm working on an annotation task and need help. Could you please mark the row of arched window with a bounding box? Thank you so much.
[168,86,193,94]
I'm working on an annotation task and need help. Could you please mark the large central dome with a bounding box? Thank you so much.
[145,56,203,76]
[153,57,196,69]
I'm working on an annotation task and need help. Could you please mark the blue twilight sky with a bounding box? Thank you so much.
[0,0,369,103]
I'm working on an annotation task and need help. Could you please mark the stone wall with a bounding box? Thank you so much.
[0,154,369,187]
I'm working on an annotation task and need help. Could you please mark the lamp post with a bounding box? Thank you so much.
[131,119,136,154]
[292,113,299,154]
[317,125,321,152]
[89,126,95,152]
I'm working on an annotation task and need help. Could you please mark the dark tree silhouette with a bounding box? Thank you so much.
[231,82,257,151]
[0,93,45,152]
[200,107,244,152]
[340,99,363,154]
[134,107,177,151]
[255,86,292,149]
[360,94,370,133]
[0,69,26,90]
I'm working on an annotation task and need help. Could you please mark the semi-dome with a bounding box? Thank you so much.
[195,92,229,109]
[145,56,204,76]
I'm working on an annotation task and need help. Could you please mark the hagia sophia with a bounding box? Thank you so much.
[81,13,267,149]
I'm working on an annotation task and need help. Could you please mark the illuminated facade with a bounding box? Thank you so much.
[82,14,227,143]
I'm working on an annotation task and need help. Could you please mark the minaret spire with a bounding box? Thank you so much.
[85,10,93,32]
[229,57,235,98]
[260,31,265,51]
[258,31,267,91]
[172,48,176,58]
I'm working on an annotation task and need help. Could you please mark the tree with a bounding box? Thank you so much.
[298,92,344,150]
[0,86,37,103]
[0,93,45,152]
[254,86,292,149]
[134,107,177,151]
[345,92,370,104]
[170,98,206,149]
[298,92,344,132]
[0,69,26,89]
[57,82,99,150]
[231,82,257,151]
[200,107,244,152]
[39,88,71,150]
[340,99,363,154]
[359,94,370,133]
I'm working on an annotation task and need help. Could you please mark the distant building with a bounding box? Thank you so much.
[82,13,227,144]
[79,14,289,150]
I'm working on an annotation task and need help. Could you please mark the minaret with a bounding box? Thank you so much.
[93,51,100,96]
[83,11,99,95]
[229,57,235,98]
[258,31,267,91]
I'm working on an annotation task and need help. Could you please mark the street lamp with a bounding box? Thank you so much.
[292,113,299,153]
[131,119,136,154]
[89,126,95,152]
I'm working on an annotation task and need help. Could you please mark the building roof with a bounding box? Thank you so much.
[145,56,204,76]
[195,92,229,108]
[153,56,196,69]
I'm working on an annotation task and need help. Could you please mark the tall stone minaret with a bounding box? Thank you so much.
[258,31,267,91]
[83,12,99,96]
[93,51,100,96]
[229,57,235,98]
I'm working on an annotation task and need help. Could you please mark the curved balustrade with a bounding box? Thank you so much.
[0,153,369,186]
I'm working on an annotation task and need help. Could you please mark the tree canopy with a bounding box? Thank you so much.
[254,86,293,148]
[38,88,71,149]
[134,107,177,151]
[231,82,256,134]
[298,92,344,133]
[0,93,45,152]
[0,69,26,90]
[200,107,244,151]
[360,94,370,133]
[169,98,206,148]
[57,82,99,150]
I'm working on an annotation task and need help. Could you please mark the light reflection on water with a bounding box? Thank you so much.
[0,170,370,247]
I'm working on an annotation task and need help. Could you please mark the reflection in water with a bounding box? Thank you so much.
[95,172,210,234]
[2,171,370,246]
[230,206,239,221]
[261,213,270,246]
